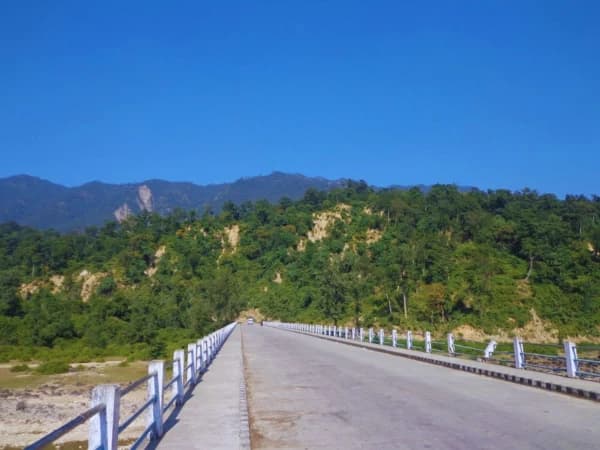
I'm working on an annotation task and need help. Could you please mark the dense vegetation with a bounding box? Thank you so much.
[1,183,599,362]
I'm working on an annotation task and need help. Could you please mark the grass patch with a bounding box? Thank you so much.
[0,367,46,389]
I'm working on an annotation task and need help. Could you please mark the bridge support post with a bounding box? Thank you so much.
[89,384,120,450]
[187,343,197,385]
[392,329,397,347]
[406,331,413,350]
[564,341,578,378]
[513,337,525,369]
[425,331,432,353]
[173,349,185,406]
[379,329,384,345]
[447,333,455,356]
[147,360,165,439]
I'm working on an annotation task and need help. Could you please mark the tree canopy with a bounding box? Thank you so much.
[1,184,599,361]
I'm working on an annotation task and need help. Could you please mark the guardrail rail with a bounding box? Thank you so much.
[25,322,237,450]
[266,322,600,382]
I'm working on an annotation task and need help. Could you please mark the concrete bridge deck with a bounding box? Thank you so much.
[155,326,250,450]
[155,325,599,449]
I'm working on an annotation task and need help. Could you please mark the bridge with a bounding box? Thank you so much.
[26,322,600,449]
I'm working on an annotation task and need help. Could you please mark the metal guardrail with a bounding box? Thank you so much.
[267,322,600,382]
[25,322,237,450]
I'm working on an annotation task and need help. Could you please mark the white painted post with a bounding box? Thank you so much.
[208,336,212,361]
[392,329,398,347]
[379,329,384,345]
[187,343,197,385]
[89,384,120,450]
[360,327,364,342]
[203,338,209,368]
[345,327,349,339]
[513,337,525,369]
[173,349,185,406]
[368,328,374,343]
[406,330,413,350]
[196,339,203,372]
[447,333,455,355]
[147,361,165,439]
[352,328,356,340]
[564,341,578,378]
[425,331,432,353]
[484,340,497,359]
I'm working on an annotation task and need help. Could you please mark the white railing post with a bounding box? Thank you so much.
[187,343,197,385]
[379,329,384,345]
[351,328,356,340]
[147,360,165,439]
[368,328,374,343]
[513,336,525,369]
[447,333,455,355]
[207,336,213,362]
[89,384,120,450]
[425,331,432,353]
[202,338,209,368]
[564,341,578,378]
[360,327,364,342]
[392,329,398,347]
[173,349,185,406]
[196,339,203,372]
[406,331,413,350]
[484,340,497,359]
[345,327,349,339]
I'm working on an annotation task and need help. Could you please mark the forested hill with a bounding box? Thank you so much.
[1,183,599,361]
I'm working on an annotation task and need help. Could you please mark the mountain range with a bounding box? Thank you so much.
[0,173,346,231]
[0,173,479,231]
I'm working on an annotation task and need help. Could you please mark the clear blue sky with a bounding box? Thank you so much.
[1,1,599,197]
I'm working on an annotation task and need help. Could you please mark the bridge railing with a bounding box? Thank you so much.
[266,322,600,382]
[25,322,237,450]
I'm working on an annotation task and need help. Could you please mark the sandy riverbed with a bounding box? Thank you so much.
[0,362,148,449]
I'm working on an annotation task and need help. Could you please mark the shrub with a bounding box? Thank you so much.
[35,360,70,374]
[10,364,30,372]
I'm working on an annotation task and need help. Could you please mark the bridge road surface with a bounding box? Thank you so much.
[243,325,600,450]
